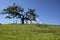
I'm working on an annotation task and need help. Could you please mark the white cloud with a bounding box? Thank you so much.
[24,18,43,24]
[35,18,43,24]
[36,18,39,22]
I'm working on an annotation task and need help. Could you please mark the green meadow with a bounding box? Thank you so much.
[0,24,60,40]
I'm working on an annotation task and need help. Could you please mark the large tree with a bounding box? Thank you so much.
[2,3,25,24]
[2,3,38,24]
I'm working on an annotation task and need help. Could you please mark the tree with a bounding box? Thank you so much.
[25,8,38,24]
[2,3,24,24]
[2,3,38,24]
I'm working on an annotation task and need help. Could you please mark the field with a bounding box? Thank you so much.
[0,24,60,40]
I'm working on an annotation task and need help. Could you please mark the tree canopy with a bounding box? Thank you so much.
[2,3,38,24]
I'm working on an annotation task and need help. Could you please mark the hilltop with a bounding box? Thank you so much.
[0,24,60,40]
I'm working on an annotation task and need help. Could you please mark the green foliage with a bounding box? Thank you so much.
[25,8,38,24]
[26,8,38,21]
[2,3,38,24]
[0,24,60,40]
[3,3,24,18]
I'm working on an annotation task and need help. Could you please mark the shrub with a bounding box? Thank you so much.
[37,24,48,28]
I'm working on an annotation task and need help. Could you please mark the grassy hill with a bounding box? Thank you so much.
[0,24,60,40]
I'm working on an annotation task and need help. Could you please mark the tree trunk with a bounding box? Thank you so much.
[21,19,24,24]
[21,16,24,24]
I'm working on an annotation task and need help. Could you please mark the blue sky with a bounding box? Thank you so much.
[0,0,60,25]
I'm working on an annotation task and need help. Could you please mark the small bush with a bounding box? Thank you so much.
[37,24,48,28]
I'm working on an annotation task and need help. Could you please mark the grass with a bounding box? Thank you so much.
[0,24,60,40]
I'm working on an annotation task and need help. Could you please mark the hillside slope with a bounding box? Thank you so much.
[0,24,60,40]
